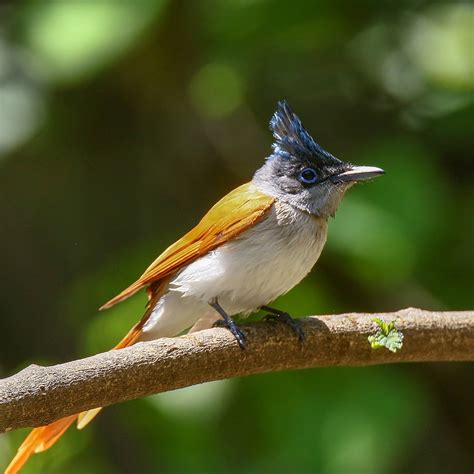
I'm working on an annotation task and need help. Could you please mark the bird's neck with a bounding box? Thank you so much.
[251,177,330,220]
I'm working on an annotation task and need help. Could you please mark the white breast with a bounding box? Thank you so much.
[171,200,328,315]
[141,200,328,340]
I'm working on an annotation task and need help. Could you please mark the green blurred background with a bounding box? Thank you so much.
[1,1,473,473]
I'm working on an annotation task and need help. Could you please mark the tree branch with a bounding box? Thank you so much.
[1,308,473,433]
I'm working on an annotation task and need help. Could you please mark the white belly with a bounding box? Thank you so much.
[141,201,327,340]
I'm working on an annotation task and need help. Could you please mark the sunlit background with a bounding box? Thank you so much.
[1,1,473,473]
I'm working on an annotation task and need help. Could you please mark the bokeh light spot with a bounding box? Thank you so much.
[188,62,244,118]
[0,39,46,157]
[406,4,474,91]
[22,1,165,82]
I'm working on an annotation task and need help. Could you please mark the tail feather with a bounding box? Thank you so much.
[74,320,149,431]
[99,281,144,311]
[74,318,149,430]
[6,286,164,474]
[5,416,77,474]
[77,408,102,430]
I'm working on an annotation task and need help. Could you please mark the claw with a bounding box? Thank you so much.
[228,323,247,349]
[212,319,247,348]
[262,306,305,343]
[210,299,247,349]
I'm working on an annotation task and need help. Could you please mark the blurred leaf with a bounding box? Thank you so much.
[148,379,235,421]
[0,38,46,157]
[189,62,244,118]
[114,366,431,474]
[82,296,146,355]
[406,4,474,91]
[236,367,428,474]
[352,138,447,242]
[328,137,450,286]
[204,0,344,51]
[268,275,337,316]
[328,195,416,284]
[20,0,166,82]
[63,241,161,354]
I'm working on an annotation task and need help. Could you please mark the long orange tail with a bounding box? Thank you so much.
[5,416,78,474]
[5,299,155,474]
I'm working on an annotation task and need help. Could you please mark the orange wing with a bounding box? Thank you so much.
[100,182,275,310]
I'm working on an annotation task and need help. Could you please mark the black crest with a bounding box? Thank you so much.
[270,100,341,165]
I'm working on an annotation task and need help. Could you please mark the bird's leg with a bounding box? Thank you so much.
[210,299,247,349]
[261,305,305,343]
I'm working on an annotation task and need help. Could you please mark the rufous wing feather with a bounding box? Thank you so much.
[99,182,275,310]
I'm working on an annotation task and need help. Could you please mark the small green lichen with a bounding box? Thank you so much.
[368,318,404,353]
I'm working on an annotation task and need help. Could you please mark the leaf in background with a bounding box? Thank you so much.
[406,4,474,91]
[19,0,166,83]
[188,62,244,118]
[328,138,448,287]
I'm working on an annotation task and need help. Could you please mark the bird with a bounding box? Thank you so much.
[5,100,384,473]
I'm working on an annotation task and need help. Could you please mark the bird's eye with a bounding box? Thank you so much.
[299,168,318,185]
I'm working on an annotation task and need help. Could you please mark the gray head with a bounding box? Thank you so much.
[253,101,384,218]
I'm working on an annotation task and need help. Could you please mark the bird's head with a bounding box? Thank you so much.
[253,101,384,218]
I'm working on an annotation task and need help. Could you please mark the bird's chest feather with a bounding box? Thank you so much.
[172,201,328,313]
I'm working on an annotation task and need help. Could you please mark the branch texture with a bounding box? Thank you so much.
[1,308,473,433]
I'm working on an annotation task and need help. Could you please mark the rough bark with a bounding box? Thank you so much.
[1,308,473,433]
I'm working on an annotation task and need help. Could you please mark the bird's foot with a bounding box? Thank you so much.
[262,306,305,343]
[213,318,247,349]
[210,299,247,349]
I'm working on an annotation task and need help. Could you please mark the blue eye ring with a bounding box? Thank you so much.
[299,167,318,185]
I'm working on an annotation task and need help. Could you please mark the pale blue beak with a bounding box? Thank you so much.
[330,166,385,183]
